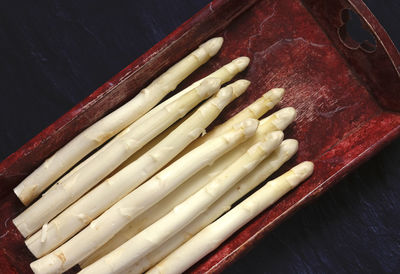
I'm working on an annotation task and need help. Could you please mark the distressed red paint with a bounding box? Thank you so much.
[0,0,398,273]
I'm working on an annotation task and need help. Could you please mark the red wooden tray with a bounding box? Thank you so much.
[0,0,399,273]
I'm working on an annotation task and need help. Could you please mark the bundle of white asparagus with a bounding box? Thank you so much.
[13,37,314,274]
[13,37,225,206]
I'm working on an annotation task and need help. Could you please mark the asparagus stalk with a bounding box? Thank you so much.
[108,56,251,181]
[148,161,314,274]
[135,56,250,129]
[80,131,283,274]
[30,118,259,274]
[111,84,279,181]
[113,79,252,174]
[108,120,185,178]
[25,80,249,257]
[177,88,285,158]
[153,108,295,222]
[81,107,295,267]
[13,37,224,206]
[126,139,298,274]
[14,77,222,238]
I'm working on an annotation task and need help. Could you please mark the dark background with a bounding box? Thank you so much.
[0,0,399,273]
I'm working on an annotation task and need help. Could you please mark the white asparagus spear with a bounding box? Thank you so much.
[81,107,295,267]
[153,108,296,218]
[135,56,250,129]
[144,108,295,227]
[16,56,250,238]
[98,56,251,183]
[148,161,314,274]
[111,85,281,187]
[80,131,283,274]
[30,118,259,274]
[70,107,186,187]
[25,80,248,257]
[110,85,280,179]
[177,88,285,158]
[13,37,224,206]
[126,139,298,274]
[14,77,222,238]
[115,79,252,173]
[112,116,187,176]
[94,56,250,181]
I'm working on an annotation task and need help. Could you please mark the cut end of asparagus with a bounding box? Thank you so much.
[233,118,259,139]
[25,238,41,258]
[199,37,224,57]
[30,253,61,274]
[13,185,30,206]
[232,56,250,71]
[269,107,296,130]
[264,88,285,106]
[231,79,251,98]
[13,184,22,197]
[13,216,30,238]
[196,78,221,98]
[286,161,314,188]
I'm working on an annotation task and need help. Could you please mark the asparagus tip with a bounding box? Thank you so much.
[234,118,259,138]
[201,37,224,56]
[293,161,314,175]
[233,56,250,71]
[231,79,250,98]
[198,78,222,97]
[266,88,285,103]
[280,139,299,155]
[213,86,233,110]
[262,131,284,151]
[273,107,297,130]
[290,161,314,187]
[268,130,284,142]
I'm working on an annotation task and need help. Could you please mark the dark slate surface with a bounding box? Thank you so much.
[0,0,398,273]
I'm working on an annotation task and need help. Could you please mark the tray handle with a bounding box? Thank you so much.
[302,0,400,112]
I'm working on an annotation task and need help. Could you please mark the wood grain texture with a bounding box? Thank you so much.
[0,0,398,273]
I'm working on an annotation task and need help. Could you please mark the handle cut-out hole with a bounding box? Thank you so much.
[338,9,377,53]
